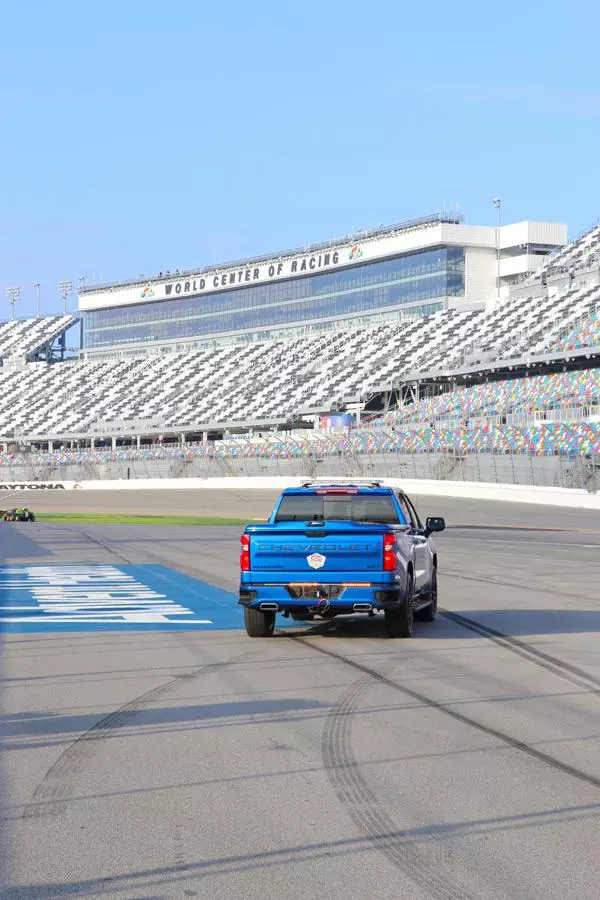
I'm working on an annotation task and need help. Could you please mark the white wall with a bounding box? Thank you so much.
[79,220,567,312]
[499,254,548,278]
[465,246,497,301]
[499,220,568,250]
[6,477,600,510]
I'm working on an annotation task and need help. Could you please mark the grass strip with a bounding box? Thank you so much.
[35,513,251,526]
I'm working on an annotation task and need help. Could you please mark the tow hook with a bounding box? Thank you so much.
[315,587,331,614]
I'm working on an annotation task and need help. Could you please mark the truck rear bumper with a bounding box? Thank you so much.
[239,582,404,611]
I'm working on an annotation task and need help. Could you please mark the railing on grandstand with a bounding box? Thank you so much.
[371,405,600,431]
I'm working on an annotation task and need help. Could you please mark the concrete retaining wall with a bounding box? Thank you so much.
[2,452,595,490]
[1,476,599,510]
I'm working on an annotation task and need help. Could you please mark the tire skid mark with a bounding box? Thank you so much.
[18,526,247,820]
[440,609,600,695]
[443,568,597,605]
[20,657,248,820]
[292,636,600,792]
[322,672,477,900]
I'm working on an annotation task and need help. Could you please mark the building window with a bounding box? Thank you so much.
[84,247,464,349]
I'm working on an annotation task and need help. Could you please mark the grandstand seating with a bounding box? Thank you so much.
[1,420,599,468]
[555,313,600,352]
[0,298,599,440]
[535,223,600,278]
[1,224,600,451]
[0,315,77,360]
[457,283,600,361]
[0,309,486,436]
[379,369,600,426]
[332,423,600,456]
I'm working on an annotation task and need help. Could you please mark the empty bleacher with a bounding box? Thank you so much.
[554,312,600,352]
[0,299,599,440]
[379,369,600,427]
[1,419,599,471]
[0,315,77,360]
[1,224,600,457]
[0,309,485,437]
[534,223,600,278]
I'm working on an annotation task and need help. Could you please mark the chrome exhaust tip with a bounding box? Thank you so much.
[259,602,279,611]
[352,603,373,612]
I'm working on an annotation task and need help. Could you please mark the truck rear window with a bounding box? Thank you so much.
[274,494,401,524]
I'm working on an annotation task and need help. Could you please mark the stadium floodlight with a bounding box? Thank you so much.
[492,198,501,300]
[58,279,73,315]
[33,282,41,318]
[5,286,20,320]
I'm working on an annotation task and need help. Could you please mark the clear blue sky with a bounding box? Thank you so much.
[1,0,599,317]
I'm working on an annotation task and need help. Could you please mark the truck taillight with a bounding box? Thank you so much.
[383,533,396,571]
[240,533,250,571]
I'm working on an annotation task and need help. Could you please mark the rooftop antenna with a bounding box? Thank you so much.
[5,286,20,320]
[33,282,41,318]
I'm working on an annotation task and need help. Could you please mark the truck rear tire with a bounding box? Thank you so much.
[244,607,276,637]
[384,573,413,638]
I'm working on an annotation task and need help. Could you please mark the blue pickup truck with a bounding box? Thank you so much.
[239,479,445,638]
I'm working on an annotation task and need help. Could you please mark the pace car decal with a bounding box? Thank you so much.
[307,553,326,569]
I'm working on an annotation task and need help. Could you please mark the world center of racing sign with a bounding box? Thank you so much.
[0,565,240,632]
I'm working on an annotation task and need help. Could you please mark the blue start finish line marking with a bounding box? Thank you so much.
[0,565,241,632]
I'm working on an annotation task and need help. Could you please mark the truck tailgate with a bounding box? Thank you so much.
[249,524,387,576]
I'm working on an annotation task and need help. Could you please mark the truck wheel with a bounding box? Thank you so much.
[415,568,437,622]
[244,607,275,637]
[384,573,413,638]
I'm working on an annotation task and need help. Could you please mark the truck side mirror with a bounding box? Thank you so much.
[425,516,445,536]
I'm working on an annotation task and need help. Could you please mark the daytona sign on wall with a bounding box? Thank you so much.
[0,483,74,490]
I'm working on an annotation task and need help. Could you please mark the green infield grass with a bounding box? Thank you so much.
[35,513,252,525]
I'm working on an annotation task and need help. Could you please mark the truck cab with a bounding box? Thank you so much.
[239,479,445,638]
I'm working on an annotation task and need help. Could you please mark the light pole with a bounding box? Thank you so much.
[33,282,41,318]
[5,286,20,320]
[492,197,501,301]
[58,280,72,315]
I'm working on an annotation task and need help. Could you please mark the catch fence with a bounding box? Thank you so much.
[1,451,599,491]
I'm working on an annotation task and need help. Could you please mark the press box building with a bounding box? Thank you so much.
[79,213,567,358]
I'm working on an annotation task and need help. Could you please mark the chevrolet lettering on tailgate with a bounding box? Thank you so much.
[257,543,376,553]
[238,479,445,638]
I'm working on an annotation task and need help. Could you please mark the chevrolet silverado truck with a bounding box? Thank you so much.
[238,479,445,638]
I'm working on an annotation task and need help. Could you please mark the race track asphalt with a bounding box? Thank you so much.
[1,491,600,899]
